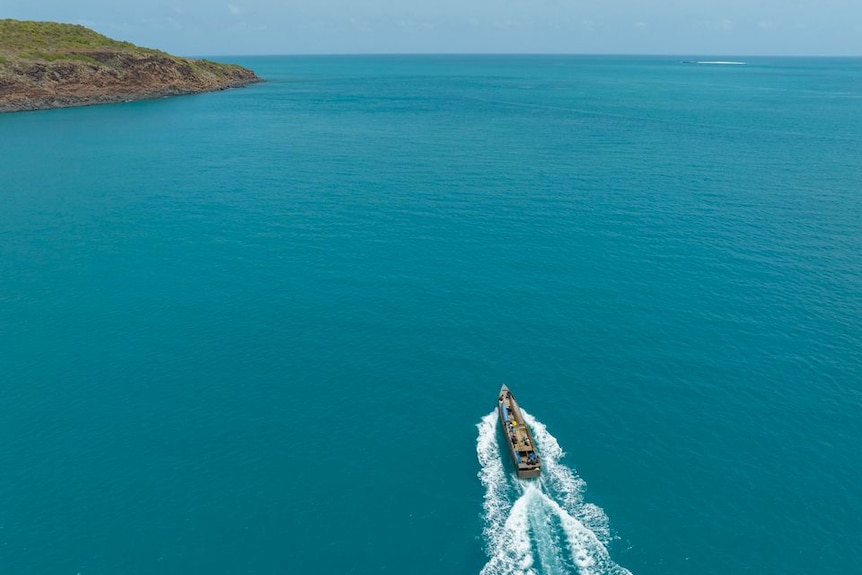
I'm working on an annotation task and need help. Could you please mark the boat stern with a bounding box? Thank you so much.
[517,466,542,479]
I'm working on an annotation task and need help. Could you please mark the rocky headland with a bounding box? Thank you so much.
[0,20,260,113]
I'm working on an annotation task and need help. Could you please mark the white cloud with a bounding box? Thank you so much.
[140,16,182,31]
[492,19,532,30]
[234,21,268,32]
[349,16,372,32]
[710,19,735,32]
[227,4,243,16]
[398,20,433,32]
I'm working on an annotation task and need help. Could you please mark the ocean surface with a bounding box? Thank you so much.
[1,55,860,575]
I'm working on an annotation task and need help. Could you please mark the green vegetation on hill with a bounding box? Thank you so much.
[0,19,142,59]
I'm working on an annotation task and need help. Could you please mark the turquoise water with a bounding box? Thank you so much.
[1,55,860,574]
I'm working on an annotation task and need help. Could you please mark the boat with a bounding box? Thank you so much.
[497,384,541,478]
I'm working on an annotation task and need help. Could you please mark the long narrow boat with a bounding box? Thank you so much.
[498,384,541,479]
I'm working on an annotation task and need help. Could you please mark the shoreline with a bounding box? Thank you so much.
[0,76,261,114]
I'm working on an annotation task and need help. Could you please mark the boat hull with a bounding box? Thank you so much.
[498,385,541,479]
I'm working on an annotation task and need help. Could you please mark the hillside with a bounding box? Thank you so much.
[0,20,260,113]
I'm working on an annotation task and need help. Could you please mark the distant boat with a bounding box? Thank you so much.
[681,60,746,65]
[497,385,541,479]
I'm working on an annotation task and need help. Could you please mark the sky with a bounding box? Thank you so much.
[1,0,861,56]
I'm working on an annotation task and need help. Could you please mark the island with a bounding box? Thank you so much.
[0,19,261,113]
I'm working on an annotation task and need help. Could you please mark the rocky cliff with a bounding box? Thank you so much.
[0,20,261,113]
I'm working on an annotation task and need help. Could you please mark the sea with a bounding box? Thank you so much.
[1,55,860,575]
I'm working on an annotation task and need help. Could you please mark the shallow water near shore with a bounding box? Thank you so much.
[1,55,860,574]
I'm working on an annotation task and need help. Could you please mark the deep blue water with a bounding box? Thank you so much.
[1,55,860,575]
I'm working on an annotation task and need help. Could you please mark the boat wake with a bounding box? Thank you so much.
[476,411,632,575]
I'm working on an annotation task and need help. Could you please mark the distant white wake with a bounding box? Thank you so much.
[476,411,632,575]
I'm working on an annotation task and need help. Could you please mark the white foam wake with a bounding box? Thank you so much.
[476,411,632,575]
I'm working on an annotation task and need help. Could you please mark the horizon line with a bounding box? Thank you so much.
[187,51,862,59]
